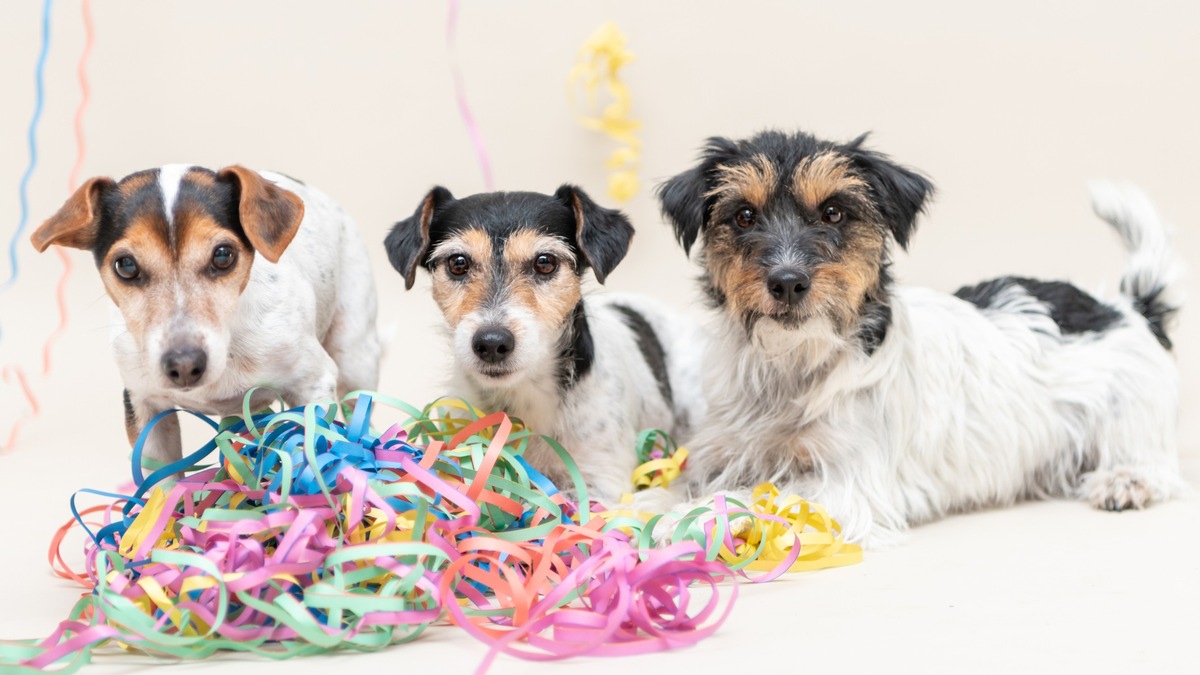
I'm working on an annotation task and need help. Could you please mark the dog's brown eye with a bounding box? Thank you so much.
[822,205,844,224]
[114,256,139,280]
[735,207,756,228]
[212,245,236,270]
[447,254,470,277]
[534,253,558,276]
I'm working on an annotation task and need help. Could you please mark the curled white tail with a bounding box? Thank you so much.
[1089,180,1180,348]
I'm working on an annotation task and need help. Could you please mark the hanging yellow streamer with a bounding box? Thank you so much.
[567,23,642,203]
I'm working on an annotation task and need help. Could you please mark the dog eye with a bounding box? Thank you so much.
[735,207,756,228]
[447,255,470,277]
[113,256,140,280]
[534,253,559,276]
[822,205,844,224]
[211,245,236,271]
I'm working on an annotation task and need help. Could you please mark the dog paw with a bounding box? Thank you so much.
[1081,469,1154,512]
[626,486,679,515]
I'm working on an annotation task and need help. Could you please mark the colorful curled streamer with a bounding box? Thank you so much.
[2,0,55,294]
[567,23,642,202]
[43,0,95,376]
[631,429,688,490]
[2,391,860,672]
[2,0,94,450]
[447,0,495,189]
[0,366,40,452]
[1,0,58,451]
[1,393,733,671]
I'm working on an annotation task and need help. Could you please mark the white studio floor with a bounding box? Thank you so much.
[1,416,1197,675]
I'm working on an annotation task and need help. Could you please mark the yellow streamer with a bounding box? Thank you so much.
[632,446,688,490]
[734,483,862,572]
[567,22,642,202]
[118,487,175,558]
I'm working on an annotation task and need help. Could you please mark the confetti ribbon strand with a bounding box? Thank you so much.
[2,0,55,292]
[2,391,859,671]
[447,0,495,189]
[43,0,95,376]
[0,366,40,452]
[1,0,61,451]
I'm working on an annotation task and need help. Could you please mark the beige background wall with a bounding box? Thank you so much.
[2,0,1197,455]
[2,3,1199,672]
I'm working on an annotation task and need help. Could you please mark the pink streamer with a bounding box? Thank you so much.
[447,0,495,189]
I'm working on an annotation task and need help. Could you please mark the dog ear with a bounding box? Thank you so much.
[217,165,306,263]
[845,136,934,250]
[385,186,454,290]
[656,136,739,256]
[553,184,634,284]
[30,177,116,252]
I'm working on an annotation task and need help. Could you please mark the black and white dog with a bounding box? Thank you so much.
[385,185,706,505]
[658,130,1182,546]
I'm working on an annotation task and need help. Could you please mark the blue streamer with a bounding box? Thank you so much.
[78,393,566,568]
[2,0,55,299]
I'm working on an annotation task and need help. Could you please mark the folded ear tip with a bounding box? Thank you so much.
[553,183,582,201]
[288,191,306,216]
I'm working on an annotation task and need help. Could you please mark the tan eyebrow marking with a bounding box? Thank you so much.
[791,152,868,209]
[705,154,778,210]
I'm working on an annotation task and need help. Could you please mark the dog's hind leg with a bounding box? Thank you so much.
[1076,182,1186,511]
[1075,354,1184,512]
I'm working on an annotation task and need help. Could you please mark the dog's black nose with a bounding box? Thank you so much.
[767,269,811,306]
[472,328,515,364]
[161,348,207,387]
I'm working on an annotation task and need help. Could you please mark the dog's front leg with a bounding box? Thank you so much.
[123,388,183,468]
[279,340,340,411]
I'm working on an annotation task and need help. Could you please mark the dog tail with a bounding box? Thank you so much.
[1089,180,1180,349]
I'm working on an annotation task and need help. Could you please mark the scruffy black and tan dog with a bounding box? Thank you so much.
[658,130,1182,546]
[385,185,705,505]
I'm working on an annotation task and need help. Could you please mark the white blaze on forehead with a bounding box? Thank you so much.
[157,164,194,228]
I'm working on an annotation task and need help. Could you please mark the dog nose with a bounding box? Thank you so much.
[767,268,811,306]
[161,347,208,387]
[472,328,516,364]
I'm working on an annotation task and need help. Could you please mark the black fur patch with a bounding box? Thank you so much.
[557,302,595,390]
[1127,284,1173,349]
[91,169,164,266]
[177,168,247,242]
[553,184,635,283]
[955,276,1122,336]
[611,304,674,407]
[851,264,894,355]
[854,299,892,355]
[123,388,136,435]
